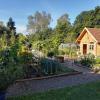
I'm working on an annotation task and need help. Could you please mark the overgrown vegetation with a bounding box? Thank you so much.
[0,18,37,91]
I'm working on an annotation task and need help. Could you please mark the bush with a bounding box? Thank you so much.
[92,58,100,73]
[40,58,61,75]
[59,50,65,55]
[80,54,95,68]
[0,48,25,91]
[19,52,41,78]
[19,52,33,64]
[95,58,100,64]
[47,51,55,58]
[0,62,24,91]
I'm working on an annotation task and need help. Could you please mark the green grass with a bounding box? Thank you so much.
[8,81,100,100]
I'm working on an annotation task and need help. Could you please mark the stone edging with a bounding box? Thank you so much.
[16,72,82,82]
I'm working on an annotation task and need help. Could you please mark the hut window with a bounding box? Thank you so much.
[89,44,94,50]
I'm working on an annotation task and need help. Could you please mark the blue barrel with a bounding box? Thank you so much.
[0,91,6,100]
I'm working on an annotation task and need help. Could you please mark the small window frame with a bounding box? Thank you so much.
[89,43,94,51]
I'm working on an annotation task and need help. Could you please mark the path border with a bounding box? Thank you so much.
[16,72,82,82]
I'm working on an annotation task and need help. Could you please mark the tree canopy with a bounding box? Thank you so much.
[7,17,16,35]
[26,6,100,54]
[27,11,51,34]
[0,6,100,56]
[74,6,100,37]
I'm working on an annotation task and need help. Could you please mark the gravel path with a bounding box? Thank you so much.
[6,60,100,97]
[63,59,94,74]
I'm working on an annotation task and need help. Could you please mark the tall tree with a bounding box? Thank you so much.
[7,17,16,35]
[74,6,100,37]
[45,13,72,52]
[0,21,7,36]
[54,13,72,43]
[27,11,51,34]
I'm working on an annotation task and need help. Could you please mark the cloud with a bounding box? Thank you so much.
[16,25,27,34]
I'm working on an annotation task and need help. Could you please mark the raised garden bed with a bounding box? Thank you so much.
[16,67,81,82]
[16,71,81,82]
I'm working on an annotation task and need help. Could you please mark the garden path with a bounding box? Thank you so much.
[63,58,93,74]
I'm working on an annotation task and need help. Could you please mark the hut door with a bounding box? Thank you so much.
[83,44,87,55]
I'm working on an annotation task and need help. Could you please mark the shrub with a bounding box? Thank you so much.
[0,48,31,91]
[19,52,41,78]
[19,52,33,64]
[0,61,24,91]
[59,50,65,55]
[80,54,95,68]
[47,51,55,58]
[95,58,100,64]
[92,58,100,73]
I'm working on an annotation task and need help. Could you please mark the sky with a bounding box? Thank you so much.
[0,0,100,34]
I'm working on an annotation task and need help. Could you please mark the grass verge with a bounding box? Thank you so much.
[8,81,100,100]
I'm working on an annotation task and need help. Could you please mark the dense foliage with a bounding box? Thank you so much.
[0,19,35,91]
[27,6,100,55]
[27,13,73,55]
[27,11,51,33]
[80,54,95,68]
[74,6,100,37]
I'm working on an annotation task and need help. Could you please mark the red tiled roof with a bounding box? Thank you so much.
[87,28,100,43]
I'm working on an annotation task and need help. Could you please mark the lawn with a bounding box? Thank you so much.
[7,81,100,100]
